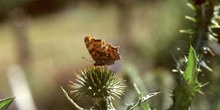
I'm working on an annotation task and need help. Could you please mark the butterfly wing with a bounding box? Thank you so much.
[84,35,121,66]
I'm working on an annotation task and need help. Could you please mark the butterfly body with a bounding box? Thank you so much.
[84,35,121,66]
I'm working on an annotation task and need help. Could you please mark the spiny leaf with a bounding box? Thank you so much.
[126,91,161,110]
[169,46,201,110]
[183,46,199,84]
[133,84,150,110]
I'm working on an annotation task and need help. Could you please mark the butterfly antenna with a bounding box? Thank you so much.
[82,57,94,64]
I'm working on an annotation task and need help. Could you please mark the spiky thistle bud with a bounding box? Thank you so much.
[69,66,126,110]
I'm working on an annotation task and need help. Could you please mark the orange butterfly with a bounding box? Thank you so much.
[84,35,121,66]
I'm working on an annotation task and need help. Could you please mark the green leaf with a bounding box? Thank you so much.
[183,46,198,84]
[0,97,15,110]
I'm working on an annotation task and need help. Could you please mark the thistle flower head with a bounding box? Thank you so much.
[69,66,126,101]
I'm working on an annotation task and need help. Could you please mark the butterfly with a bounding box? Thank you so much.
[84,35,121,66]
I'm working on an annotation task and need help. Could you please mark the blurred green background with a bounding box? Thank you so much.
[1,0,220,110]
